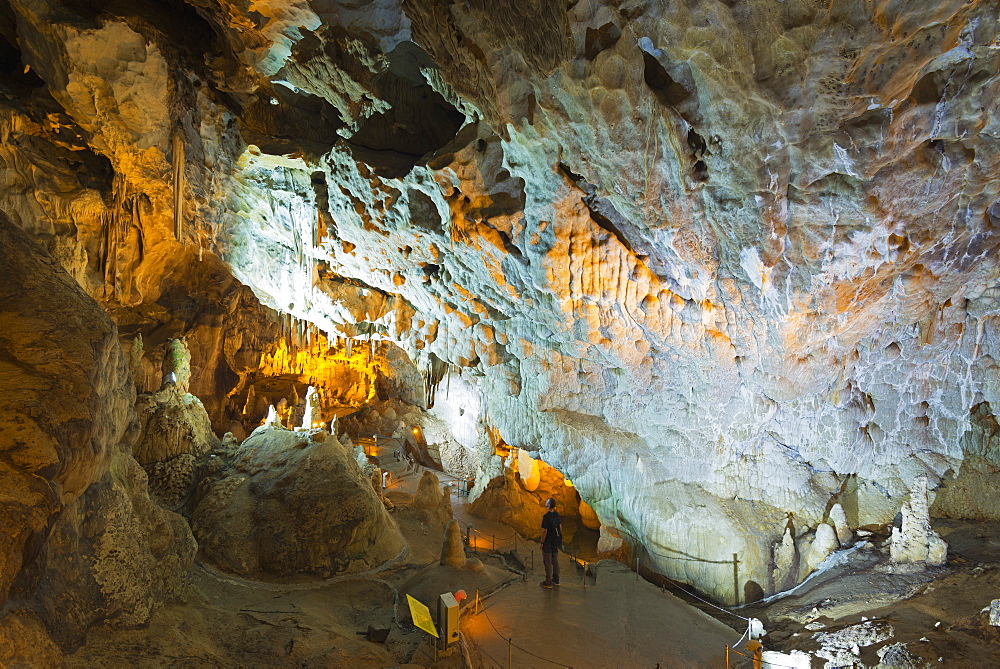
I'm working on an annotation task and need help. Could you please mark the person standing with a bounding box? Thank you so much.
[539,497,561,588]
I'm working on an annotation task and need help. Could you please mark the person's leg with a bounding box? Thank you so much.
[542,549,553,585]
[551,550,560,584]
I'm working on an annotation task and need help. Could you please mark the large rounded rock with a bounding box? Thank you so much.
[192,428,405,579]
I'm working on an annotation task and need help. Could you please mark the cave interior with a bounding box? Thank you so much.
[3,0,1000,666]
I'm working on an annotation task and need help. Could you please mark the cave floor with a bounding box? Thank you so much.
[460,558,736,668]
[63,449,1000,667]
[743,520,1000,667]
[62,450,740,667]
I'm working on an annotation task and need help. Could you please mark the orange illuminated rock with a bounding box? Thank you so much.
[0,214,195,649]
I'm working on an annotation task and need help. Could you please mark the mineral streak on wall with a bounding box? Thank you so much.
[1,0,1000,604]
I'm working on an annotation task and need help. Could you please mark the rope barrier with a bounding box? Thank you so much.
[482,610,574,668]
[655,571,750,622]
[472,635,505,669]
[646,543,736,565]
[734,619,752,648]
[470,527,518,542]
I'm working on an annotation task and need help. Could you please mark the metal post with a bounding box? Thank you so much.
[475,589,479,616]
[508,637,512,669]
[725,644,729,668]
[492,534,495,551]
[583,561,586,589]
[733,553,740,606]
[636,557,639,580]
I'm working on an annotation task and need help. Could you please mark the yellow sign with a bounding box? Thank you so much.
[406,594,438,638]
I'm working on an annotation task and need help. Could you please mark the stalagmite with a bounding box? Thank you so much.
[829,504,853,546]
[171,128,184,242]
[890,474,948,568]
[440,519,467,567]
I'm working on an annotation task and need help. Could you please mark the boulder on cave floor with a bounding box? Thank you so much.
[191,427,406,579]
[31,447,197,649]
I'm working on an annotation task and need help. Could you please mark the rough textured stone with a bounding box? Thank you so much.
[133,385,221,466]
[0,213,195,650]
[31,449,197,649]
[0,214,133,608]
[0,610,64,667]
[890,474,948,568]
[191,428,406,579]
[876,642,927,669]
[469,464,580,543]
[3,0,1000,605]
[440,519,467,568]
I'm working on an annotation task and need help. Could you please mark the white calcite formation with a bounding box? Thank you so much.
[773,526,798,593]
[301,385,323,429]
[803,523,840,578]
[829,503,853,546]
[889,474,948,568]
[814,619,894,669]
[2,0,1000,606]
[597,525,624,554]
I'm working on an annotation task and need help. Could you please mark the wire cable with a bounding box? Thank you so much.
[645,543,735,565]
[470,527,518,542]
[470,634,504,669]
[655,571,750,621]
[482,610,574,668]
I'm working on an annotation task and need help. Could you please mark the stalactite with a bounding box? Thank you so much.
[172,128,184,241]
[424,353,448,409]
[99,177,145,301]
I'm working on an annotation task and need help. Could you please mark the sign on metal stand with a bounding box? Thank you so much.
[406,593,439,660]
[406,594,439,639]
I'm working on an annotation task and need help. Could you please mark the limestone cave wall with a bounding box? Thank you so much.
[1,0,1000,606]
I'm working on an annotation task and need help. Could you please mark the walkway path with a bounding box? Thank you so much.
[371,444,742,667]
[462,557,738,668]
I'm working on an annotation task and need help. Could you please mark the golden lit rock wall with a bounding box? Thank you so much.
[0,213,194,651]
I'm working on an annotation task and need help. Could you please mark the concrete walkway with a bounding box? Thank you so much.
[372,446,742,667]
[461,558,739,668]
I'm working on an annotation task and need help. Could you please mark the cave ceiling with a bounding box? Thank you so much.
[3,0,1000,601]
